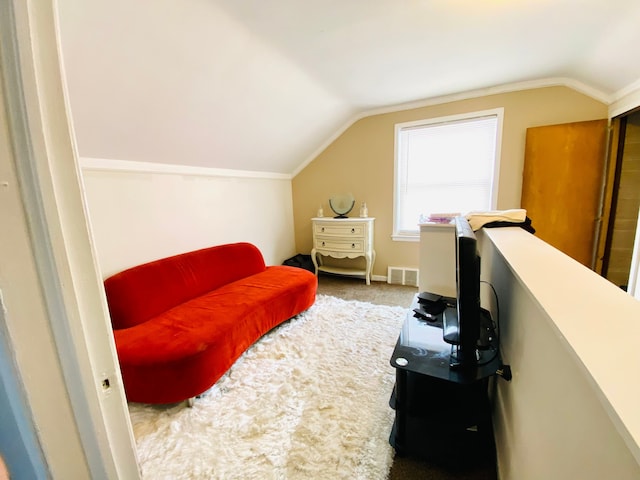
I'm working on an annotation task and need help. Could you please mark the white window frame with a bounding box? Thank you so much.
[392,108,503,241]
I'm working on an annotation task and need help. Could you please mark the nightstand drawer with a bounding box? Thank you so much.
[315,238,364,253]
[314,223,365,237]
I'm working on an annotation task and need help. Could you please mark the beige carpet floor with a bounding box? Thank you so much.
[316,273,497,480]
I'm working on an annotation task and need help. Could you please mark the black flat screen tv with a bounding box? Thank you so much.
[443,216,481,368]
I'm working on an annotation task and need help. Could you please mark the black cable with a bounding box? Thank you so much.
[480,282,512,380]
[450,281,502,368]
[481,280,500,345]
[478,280,503,369]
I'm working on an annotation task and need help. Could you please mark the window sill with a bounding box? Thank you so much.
[392,233,419,242]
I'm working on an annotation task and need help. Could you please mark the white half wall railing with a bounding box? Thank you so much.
[479,227,640,480]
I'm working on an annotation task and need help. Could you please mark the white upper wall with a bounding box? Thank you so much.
[57,0,352,173]
[80,163,297,278]
[56,0,640,175]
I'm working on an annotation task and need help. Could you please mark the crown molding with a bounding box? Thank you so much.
[362,77,612,118]
[80,157,292,180]
[612,77,640,103]
[292,77,612,177]
[609,78,640,118]
[80,77,638,180]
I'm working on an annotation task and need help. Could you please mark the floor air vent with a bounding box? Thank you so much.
[387,267,419,287]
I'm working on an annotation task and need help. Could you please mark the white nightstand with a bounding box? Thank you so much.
[311,217,376,285]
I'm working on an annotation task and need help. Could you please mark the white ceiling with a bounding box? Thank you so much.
[57,0,640,175]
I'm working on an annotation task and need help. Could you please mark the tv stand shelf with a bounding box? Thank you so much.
[389,294,502,462]
[389,373,493,463]
[316,265,368,277]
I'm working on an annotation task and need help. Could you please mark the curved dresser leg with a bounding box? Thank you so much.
[365,252,374,285]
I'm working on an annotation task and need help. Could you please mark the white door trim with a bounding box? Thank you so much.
[627,207,640,300]
[1,1,139,478]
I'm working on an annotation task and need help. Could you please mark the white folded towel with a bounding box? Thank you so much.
[465,209,527,231]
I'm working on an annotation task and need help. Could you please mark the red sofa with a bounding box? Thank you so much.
[104,242,317,404]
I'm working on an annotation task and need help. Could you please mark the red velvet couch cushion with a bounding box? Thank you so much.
[103,243,317,404]
[105,242,267,330]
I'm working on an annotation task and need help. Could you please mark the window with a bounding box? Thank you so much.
[393,108,503,239]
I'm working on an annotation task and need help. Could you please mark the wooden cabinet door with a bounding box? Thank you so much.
[521,119,608,268]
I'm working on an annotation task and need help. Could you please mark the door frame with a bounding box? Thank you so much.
[1,1,139,478]
[595,116,626,275]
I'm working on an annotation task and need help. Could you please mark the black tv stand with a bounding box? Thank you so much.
[389,294,503,464]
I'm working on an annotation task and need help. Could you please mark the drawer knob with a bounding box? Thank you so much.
[322,241,325,246]
[351,243,355,248]
[321,227,325,232]
[351,228,355,233]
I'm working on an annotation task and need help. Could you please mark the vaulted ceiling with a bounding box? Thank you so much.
[57,0,640,175]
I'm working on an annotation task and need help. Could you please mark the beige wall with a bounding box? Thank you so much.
[293,86,608,278]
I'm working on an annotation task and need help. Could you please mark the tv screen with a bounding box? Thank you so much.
[443,216,481,367]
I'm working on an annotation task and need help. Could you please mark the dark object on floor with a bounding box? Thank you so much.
[283,253,315,273]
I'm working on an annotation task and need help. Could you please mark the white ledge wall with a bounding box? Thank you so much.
[80,158,296,277]
[479,228,640,480]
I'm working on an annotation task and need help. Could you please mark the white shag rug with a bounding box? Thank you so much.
[128,295,407,480]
